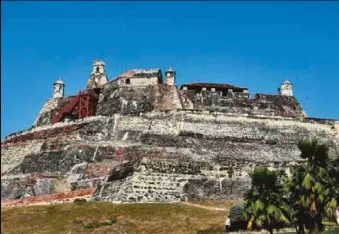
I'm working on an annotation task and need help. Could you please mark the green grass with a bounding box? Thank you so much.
[323,221,339,226]
[1,202,227,234]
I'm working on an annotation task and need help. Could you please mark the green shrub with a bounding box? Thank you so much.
[73,198,87,205]
[229,204,245,222]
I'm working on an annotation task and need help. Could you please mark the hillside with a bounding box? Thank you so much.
[1,201,238,234]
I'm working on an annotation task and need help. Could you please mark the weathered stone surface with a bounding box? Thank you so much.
[179,90,306,119]
[95,84,182,117]
[33,96,76,127]
[2,110,338,204]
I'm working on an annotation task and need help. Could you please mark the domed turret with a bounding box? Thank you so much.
[87,59,109,89]
[165,67,176,86]
[92,60,106,74]
[53,79,65,98]
[280,80,293,96]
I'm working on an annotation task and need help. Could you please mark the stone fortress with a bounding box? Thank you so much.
[1,60,339,205]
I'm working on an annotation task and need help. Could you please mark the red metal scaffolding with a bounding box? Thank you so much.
[52,89,99,124]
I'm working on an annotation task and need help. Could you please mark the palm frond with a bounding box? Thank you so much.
[301,173,313,190]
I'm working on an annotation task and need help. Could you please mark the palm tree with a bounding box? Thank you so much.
[286,139,331,234]
[326,151,339,224]
[243,167,292,234]
[284,166,308,234]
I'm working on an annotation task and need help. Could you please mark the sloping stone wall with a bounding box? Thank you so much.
[2,111,337,204]
[1,142,43,175]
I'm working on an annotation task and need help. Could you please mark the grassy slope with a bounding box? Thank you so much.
[1,202,234,234]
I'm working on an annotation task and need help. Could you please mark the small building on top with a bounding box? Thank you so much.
[115,69,163,87]
[180,83,249,99]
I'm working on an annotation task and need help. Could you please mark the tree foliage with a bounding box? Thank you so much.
[229,204,245,222]
[242,139,339,234]
[326,151,339,224]
[285,139,332,233]
[242,168,292,234]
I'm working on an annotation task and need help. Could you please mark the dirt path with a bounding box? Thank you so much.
[181,202,228,211]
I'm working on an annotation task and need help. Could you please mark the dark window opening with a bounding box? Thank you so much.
[96,67,100,72]
[126,78,130,85]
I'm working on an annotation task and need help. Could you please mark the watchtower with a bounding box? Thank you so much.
[53,79,65,98]
[165,67,176,86]
[87,60,109,89]
[280,80,293,96]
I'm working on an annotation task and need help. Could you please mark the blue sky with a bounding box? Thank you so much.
[1,1,338,139]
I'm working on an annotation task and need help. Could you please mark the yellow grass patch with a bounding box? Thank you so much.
[1,201,238,234]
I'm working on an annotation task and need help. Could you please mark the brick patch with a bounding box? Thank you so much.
[2,188,96,207]
[2,124,86,145]
[116,147,125,161]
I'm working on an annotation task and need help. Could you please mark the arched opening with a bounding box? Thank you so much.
[96,67,100,72]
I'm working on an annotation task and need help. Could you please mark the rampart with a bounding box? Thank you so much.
[2,111,338,204]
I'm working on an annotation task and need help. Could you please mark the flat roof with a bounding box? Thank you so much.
[180,83,248,90]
